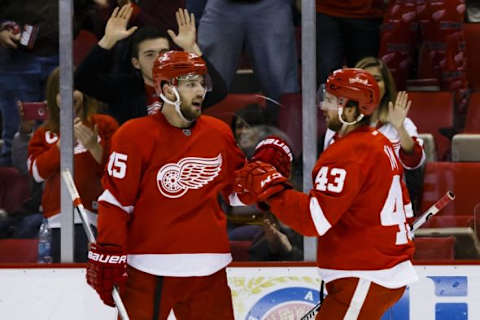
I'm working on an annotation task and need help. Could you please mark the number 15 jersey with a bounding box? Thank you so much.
[268,126,418,288]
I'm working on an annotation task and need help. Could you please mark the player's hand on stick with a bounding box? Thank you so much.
[251,135,293,178]
[233,160,290,205]
[86,243,127,307]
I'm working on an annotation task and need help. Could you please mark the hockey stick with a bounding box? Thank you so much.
[300,191,455,320]
[411,191,455,232]
[61,170,130,320]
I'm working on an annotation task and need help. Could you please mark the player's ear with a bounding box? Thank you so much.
[162,83,174,99]
[131,57,140,70]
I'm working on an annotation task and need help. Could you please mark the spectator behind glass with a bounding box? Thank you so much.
[198,0,300,124]
[322,58,425,212]
[229,104,302,261]
[74,5,227,125]
[0,1,59,166]
[27,67,119,262]
[314,0,385,85]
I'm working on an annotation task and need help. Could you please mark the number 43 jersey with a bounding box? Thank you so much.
[268,126,417,288]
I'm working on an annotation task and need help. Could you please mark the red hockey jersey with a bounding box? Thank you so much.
[27,114,118,227]
[269,127,417,288]
[97,112,246,277]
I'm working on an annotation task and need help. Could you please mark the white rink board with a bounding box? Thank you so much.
[0,265,479,320]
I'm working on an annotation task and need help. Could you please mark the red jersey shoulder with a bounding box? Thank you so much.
[112,114,158,142]
[198,115,235,139]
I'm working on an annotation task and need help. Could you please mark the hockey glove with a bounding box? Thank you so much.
[234,160,290,205]
[252,135,293,178]
[86,243,127,307]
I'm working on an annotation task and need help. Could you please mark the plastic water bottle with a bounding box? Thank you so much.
[38,218,52,263]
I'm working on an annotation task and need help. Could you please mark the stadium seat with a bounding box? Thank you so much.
[451,134,480,161]
[421,162,480,217]
[464,23,480,91]
[0,167,30,214]
[230,240,252,261]
[413,236,455,261]
[419,133,436,162]
[277,93,326,156]
[464,92,480,133]
[0,239,38,263]
[407,91,454,160]
[73,30,98,66]
[204,94,266,126]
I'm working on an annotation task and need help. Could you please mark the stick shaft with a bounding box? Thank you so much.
[61,170,130,320]
[412,191,455,231]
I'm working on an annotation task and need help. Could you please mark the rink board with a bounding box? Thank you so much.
[0,263,478,319]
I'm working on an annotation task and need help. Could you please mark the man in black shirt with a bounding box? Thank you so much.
[75,6,226,124]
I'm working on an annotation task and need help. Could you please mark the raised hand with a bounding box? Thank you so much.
[387,91,412,130]
[99,4,138,50]
[167,9,201,55]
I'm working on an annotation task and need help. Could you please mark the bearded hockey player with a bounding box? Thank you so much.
[234,68,418,320]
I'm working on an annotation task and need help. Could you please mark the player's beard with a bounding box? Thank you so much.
[326,115,343,132]
[180,102,202,121]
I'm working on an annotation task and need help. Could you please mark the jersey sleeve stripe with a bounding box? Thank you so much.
[310,196,332,236]
[98,189,134,214]
[31,159,45,183]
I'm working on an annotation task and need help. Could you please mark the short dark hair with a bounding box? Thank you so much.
[130,27,170,58]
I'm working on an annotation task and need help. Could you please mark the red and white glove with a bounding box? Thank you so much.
[251,136,293,178]
[86,243,127,307]
[234,160,290,205]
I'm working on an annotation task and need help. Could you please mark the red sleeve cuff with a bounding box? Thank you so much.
[399,139,423,169]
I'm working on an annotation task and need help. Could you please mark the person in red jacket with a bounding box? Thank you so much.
[27,67,119,262]
[234,68,418,320]
[86,50,246,319]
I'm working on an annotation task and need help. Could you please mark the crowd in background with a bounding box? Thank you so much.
[0,0,477,263]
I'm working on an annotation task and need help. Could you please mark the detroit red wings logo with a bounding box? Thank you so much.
[156,154,223,198]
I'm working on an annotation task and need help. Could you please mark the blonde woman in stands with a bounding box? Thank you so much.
[27,67,119,262]
[322,57,425,211]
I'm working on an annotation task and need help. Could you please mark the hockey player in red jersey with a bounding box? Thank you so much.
[85,50,247,319]
[234,68,418,320]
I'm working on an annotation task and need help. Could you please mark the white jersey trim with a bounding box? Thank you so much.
[48,208,97,228]
[127,253,232,277]
[318,259,418,289]
[98,189,134,214]
[344,278,371,320]
[30,159,44,183]
[310,197,332,236]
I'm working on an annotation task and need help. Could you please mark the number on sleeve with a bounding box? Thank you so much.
[380,175,411,245]
[314,166,347,193]
[107,152,128,179]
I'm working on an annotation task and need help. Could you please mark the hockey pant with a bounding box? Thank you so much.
[315,277,405,320]
[119,265,235,320]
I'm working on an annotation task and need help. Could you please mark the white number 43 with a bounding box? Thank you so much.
[107,152,128,179]
[314,166,346,193]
